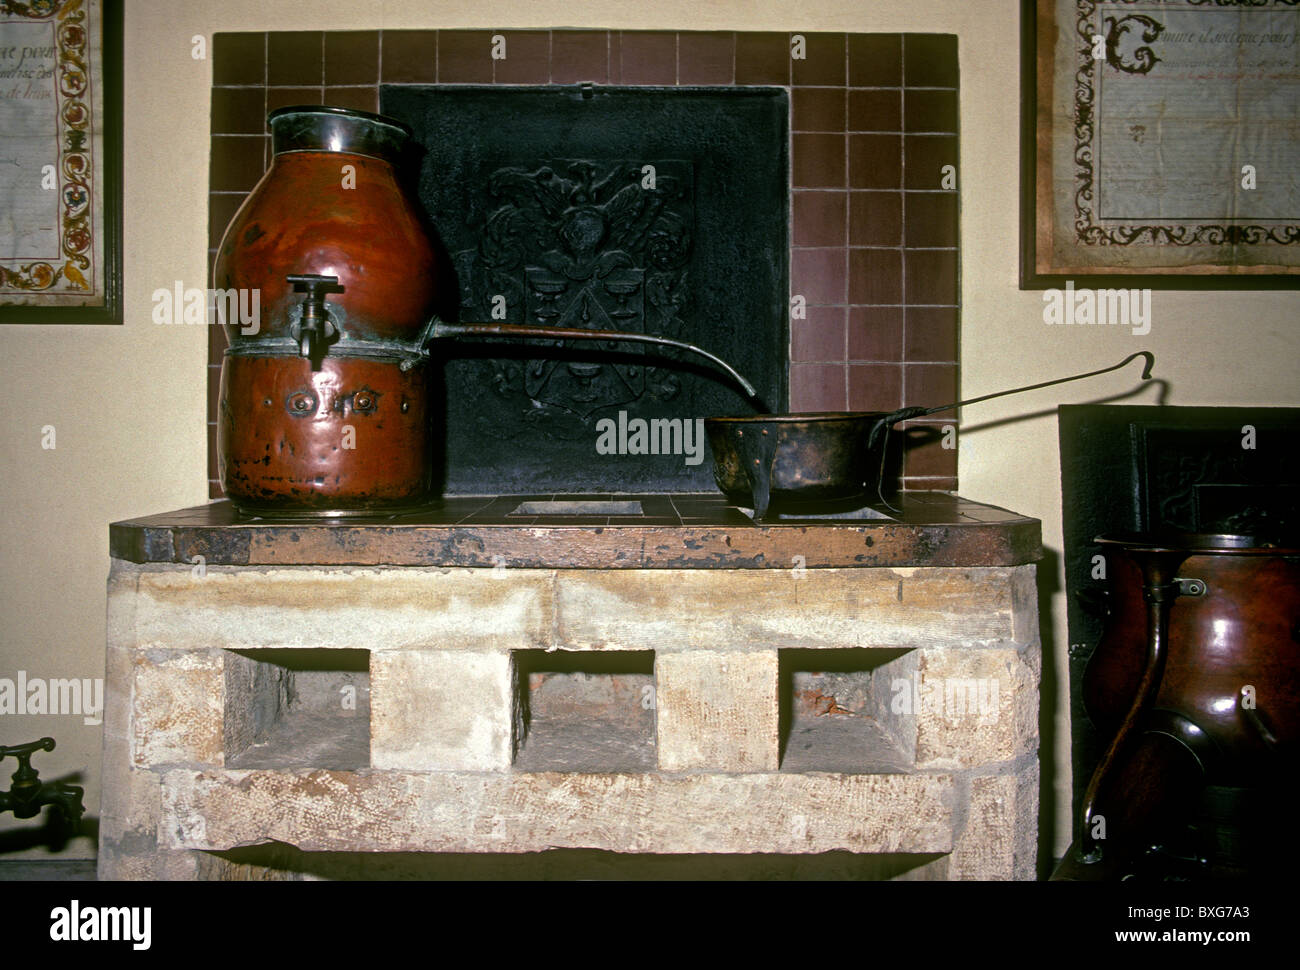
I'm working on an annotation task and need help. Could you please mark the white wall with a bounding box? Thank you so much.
[1,0,1295,863]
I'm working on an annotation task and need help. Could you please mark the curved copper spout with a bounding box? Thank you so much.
[428,319,759,400]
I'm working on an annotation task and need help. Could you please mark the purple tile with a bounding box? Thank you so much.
[792,133,846,188]
[850,191,902,247]
[678,32,733,84]
[792,88,845,132]
[439,30,495,83]
[325,31,379,85]
[494,31,550,84]
[552,30,608,83]
[848,248,902,305]
[849,134,901,188]
[904,250,957,305]
[904,88,958,133]
[904,307,959,362]
[790,363,847,412]
[849,88,901,132]
[211,87,265,134]
[793,191,847,247]
[381,30,438,83]
[791,306,847,362]
[848,34,901,86]
[213,33,265,86]
[792,248,847,304]
[792,32,845,86]
[848,363,903,411]
[903,191,958,248]
[268,32,322,86]
[848,306,904,361]
[735,32,789,84]
[903,135,958,190]
[903,34,958,87]
[617,31,676,84]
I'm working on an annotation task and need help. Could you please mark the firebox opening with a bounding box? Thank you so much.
[512,649,656,772]
[778,648,917,773]
[223,648,370,770]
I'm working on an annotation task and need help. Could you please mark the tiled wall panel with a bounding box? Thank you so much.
[208,30,960,497]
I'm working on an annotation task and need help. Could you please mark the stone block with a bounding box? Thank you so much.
[656,650,779,771]
[913,646,1039,770]
[131,650,223,767]
[949,767,1039,880]
[371,650,514,770]
[160,769,955,856]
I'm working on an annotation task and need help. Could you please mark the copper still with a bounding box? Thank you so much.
[213,106,754,517]
[1054,530,1300,879]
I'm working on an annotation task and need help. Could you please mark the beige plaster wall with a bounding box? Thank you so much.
[0,0,1294,863]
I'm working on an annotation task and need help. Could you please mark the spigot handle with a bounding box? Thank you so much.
[0,737,55,784]
[287,274,344,362]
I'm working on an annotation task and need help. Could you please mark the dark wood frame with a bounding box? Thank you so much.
[0,0,123,323]
[1020,0,1300,291]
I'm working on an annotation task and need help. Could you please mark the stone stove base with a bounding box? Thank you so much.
[100,494,1041,880]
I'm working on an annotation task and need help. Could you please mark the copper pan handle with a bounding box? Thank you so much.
[426,318,759,400]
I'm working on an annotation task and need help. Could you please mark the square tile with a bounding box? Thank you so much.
[849,88,901,132]
[903,135,958,190]
[848,306,904,361]
[439,30,495,83]
[904,250,957,305]
[494,31,550,84]
[791,306,847,362]
[678,32,733,84]
[848,363,903,411]
[789,363,847,411]
[850,191,902,246]
[792,88,845,132]
[735,32,789,84]
[268,32,322,86]
[792,32,845,86]
[904,89,958,132]
[902,423,958,477]
[848,34,901,86]
[849,134,901,188]
[905,363,958,404]
[324,86,378,113]
[213,33,265,86]
[792,248,847,304]
[904,191,958,248]
[904,34,958,87]
[381,30,438,83]
[793,191,847,247]
[552,30,608,83]
[904,307,959,362]
[209,135,267,193]
[848,248,902,305]
[210,87,264,135]
[266,87,323,114]
[325,31,379,85]
[792,133,845,188]
[616,31,676,84]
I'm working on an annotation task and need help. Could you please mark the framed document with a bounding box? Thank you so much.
[1022,0,1300,288]
[0,0,121,323]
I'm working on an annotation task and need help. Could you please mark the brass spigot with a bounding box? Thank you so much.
[288,274,344,369]
[0,737,85,827]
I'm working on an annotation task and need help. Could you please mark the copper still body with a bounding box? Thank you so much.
[214,106,441,516]
[1055,531,1300,879]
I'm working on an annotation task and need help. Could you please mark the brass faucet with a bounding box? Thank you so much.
[0,738,84,828]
